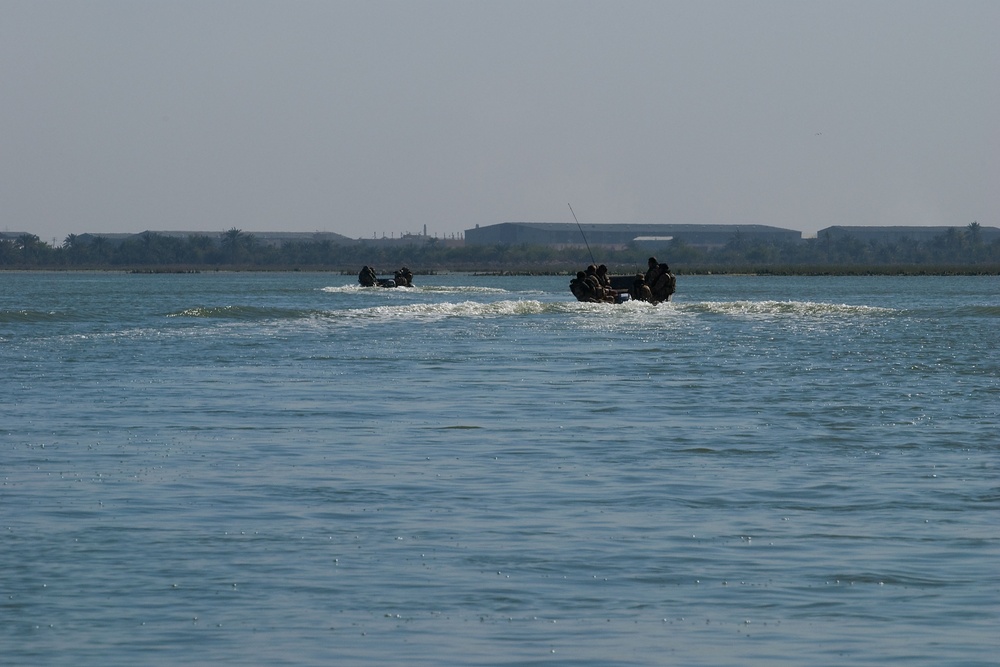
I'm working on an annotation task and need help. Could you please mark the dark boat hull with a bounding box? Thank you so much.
[582,274,672,303]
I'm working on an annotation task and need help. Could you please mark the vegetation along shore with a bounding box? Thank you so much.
[3,223,998,275]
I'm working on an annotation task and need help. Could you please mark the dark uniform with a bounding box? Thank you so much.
[359,266,377,287]
[630,274,653,302]
[650,264,675,302]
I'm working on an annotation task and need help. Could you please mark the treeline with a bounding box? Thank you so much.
[2,224,999,274]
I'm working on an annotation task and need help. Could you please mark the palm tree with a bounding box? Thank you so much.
[63,234,88,265]
[90,236,110,262]
[967,221,982,246]
[221,228,244,262]
[16,233,40,251]
[14,234,47,265]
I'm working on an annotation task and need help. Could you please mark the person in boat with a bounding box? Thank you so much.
[358,265,378,287]
[570,271,596,302]
[629,273,653,302]
[394,266,413,287]
[596,264,627,302]
[584,265,615,303]
[650,263,676,303]
[596,264,618,299]
[644,257,661,287]
[570,270,608,302]
[596,264,612,290]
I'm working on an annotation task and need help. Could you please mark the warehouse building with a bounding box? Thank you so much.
[464,222,801,249]
[818,225,1000,243]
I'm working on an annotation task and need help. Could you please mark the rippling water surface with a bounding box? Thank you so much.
[2,272,998,666]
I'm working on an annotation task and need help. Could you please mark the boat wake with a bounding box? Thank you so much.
[168,305,312,320]
[166,300,576,326]
[691,300,896,319]
[324,299,566,323]
[164,298,897,331]
[320,284,512,295]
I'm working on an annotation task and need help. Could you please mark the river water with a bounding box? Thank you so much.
[2,271,998,666]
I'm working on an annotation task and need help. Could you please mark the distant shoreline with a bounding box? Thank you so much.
[3,264,999,276]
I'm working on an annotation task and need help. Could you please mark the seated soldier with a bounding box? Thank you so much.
[394,267,413,287]
[629,273,653,302]
[358,266,377,287]
[595,264,621,301]
[650,263,676,302]
[585,264,614,303]
[570,271,595,302]
[402,267,413,286]
[644,257,661,288]
[596,264,612,289]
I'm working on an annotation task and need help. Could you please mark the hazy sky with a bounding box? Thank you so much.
[3,1,997,244]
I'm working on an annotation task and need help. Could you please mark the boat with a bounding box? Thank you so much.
[570,270,675,304]
[358,266,414,288]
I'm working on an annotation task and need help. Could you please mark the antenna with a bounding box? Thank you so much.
[568,203,596,265]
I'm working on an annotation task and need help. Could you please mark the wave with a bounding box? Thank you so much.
[165,299,576,324]
[317,298,693,329]
[320,284,512,295]
[327,299,568,322]
[922,304,1000,318]
[167,305,317,320]
[163,298,899,327]
[320,284,414,294]
[0,309,65,323]
[418,285,517,295]
[689,300,897,318]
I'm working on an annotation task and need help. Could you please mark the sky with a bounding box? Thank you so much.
[3,0,998,245]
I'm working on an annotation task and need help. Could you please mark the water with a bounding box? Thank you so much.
[2,272,998,666]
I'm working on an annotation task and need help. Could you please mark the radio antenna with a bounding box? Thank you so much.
[567,203,596,265]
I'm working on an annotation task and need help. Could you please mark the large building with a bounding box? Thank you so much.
[70,230,357,247]
[818,225,1000,243]
[66,230,464,247]
[464,222,801,249]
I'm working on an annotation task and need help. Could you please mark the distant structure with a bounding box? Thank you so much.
[464,222,801,249]
[247,231,356,247]
[14,224,996,250]
[64,229,466,249]
[818,225,1000,243]
[71,230,357,247]
[357,231,463,247]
